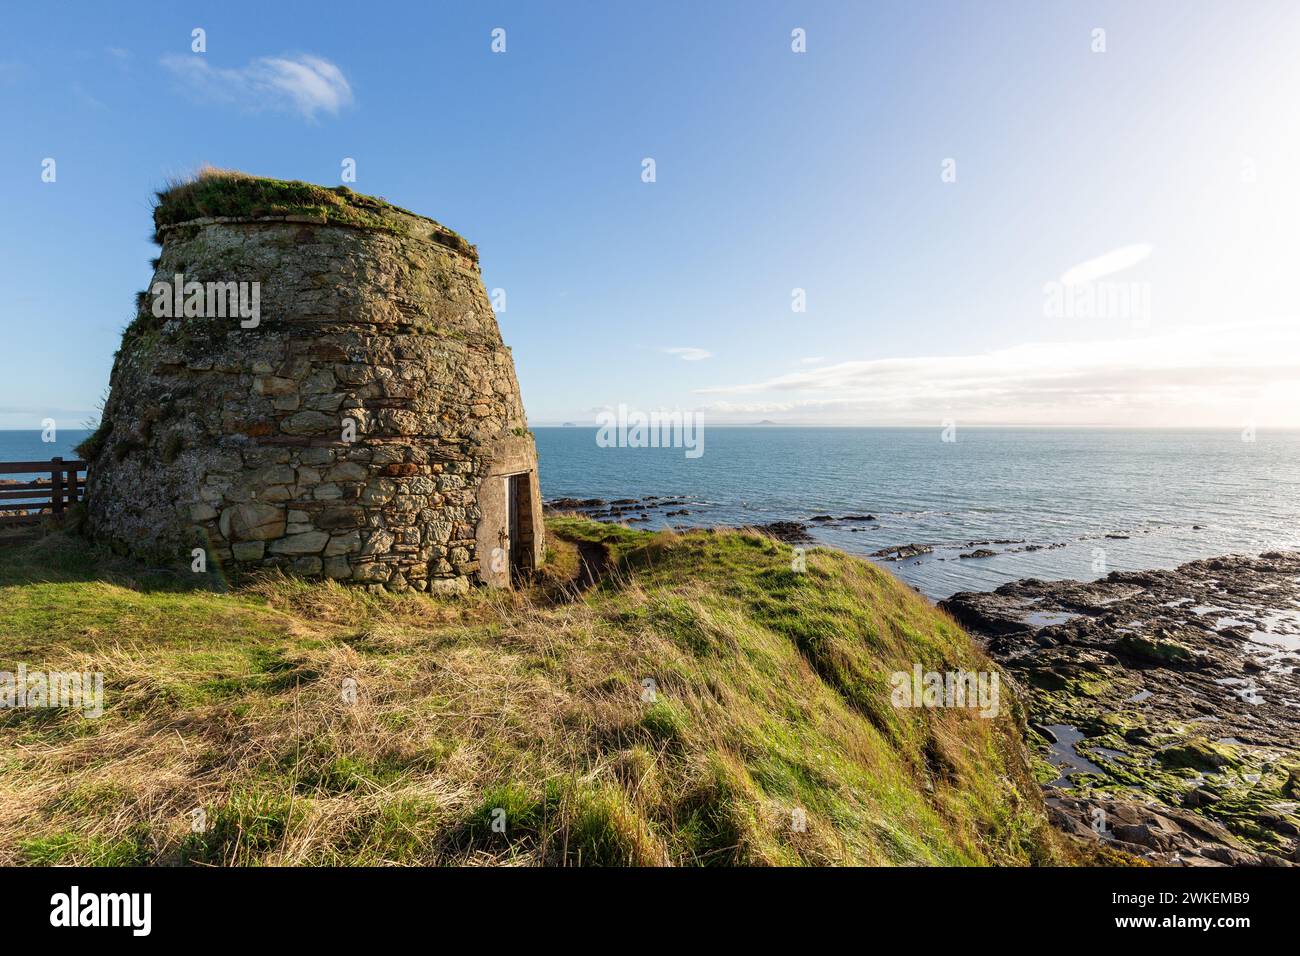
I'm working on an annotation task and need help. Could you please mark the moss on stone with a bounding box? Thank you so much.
[1115,633,1194,665]
[153,169,474,257]
[1158,739,1239,771]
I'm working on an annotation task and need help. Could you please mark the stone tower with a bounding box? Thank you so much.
[81,172,542,593]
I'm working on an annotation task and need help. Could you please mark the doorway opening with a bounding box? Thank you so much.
[504,472,534,584]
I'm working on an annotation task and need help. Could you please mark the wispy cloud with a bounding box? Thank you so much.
[161,53,353,120]
[799,356,826,365]
[1060,244,1152,286]
[694,321,1300,426]
[105,47,131,73]
[0,404,97,423]
[663,346,712,361]
[72,82,108,110]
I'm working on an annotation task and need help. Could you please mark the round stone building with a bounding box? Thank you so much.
[82,172,542,593]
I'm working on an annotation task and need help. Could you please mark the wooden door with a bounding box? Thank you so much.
[506,474,522,579]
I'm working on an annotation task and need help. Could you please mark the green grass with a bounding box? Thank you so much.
[0,518,1074,866]
[21,831,149,866]
[152,168,473,256]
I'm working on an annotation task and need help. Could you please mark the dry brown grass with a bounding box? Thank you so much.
[0,518,1069,866]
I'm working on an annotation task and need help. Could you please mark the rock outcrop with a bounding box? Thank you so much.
[942,551,1300,864]
[82,172,542,592]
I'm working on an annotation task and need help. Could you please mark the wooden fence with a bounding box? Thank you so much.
[0,457,88,526]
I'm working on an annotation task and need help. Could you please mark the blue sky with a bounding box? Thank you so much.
[2,1,1298,428]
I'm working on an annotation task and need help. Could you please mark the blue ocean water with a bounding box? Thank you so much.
[0,429,92,503]
[534,427,1300,598]
[0,429,91,473]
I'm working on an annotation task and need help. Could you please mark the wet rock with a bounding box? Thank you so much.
[947,550,1300,866]
[544,497,607,511]
[1197,845,1258,866]
[1183,788,1221,809]
[753,521,813,544]
[1049,793,1269,866]
[1115,633,1195,666]
[871,543,933,561]
[1158,740,1237,771]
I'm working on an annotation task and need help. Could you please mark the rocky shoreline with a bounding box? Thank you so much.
[542,495,1170,564]
[942,551,1300,866]
[545,495,695,524]
[543,497,889,539]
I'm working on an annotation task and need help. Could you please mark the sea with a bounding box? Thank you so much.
[534,426,1300,599]
[5,427,1297,600]
[0,428,93,504]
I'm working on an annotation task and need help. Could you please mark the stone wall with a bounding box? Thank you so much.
[83,183,543,593]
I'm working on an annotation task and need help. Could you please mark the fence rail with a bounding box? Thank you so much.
[0,457,88,526]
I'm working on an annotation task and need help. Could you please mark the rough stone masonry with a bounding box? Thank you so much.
[82,174,543,593]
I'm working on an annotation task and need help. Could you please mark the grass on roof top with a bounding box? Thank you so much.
[152,167,469,250]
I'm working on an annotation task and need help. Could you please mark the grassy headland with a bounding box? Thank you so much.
[0,517,1085,865]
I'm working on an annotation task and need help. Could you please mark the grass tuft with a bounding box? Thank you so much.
[151,167,474,257]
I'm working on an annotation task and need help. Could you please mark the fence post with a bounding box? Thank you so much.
[51,456,64,516]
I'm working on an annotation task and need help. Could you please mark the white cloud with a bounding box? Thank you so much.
[663,346,712,361]
[161,53,353,120]
[1060,244,1152,286]
[72,82,108,110]
[799,356,826,365]
[694,321,1300,426]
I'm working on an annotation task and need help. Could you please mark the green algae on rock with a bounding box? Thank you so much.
[943,552,1300,865]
